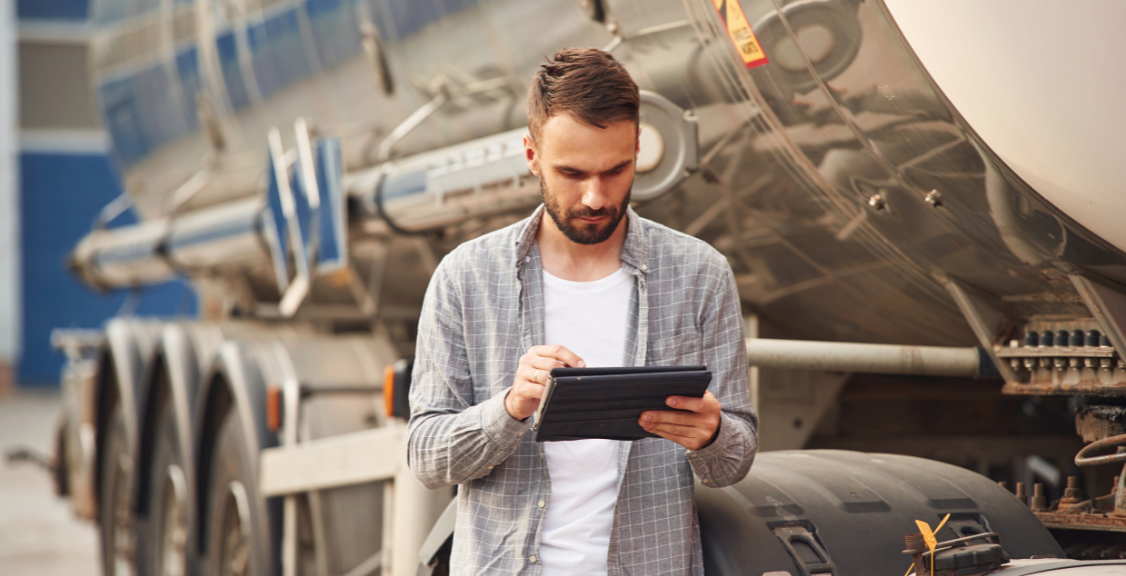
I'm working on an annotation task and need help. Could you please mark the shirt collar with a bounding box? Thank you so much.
[514,204,650,274]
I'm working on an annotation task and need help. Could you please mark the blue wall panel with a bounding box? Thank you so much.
[17,0,89,20]
[19,152,197,387]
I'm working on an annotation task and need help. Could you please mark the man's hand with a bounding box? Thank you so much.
[505,345,586,421]
[640,391,722,451]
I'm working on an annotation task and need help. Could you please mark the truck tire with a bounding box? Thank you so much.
[142,400,190,576]
[204,410,269,576]
[99,402,137,576]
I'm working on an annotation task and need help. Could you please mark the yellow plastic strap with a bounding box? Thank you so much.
[914,514,951,576]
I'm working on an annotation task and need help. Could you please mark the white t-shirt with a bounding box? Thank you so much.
[539,267,632,576]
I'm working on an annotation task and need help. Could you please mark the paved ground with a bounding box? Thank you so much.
[0,390,98,576]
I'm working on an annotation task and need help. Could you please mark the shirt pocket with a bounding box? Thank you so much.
[646,331,702,366]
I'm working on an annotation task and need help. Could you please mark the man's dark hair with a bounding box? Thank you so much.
[528,47,640,142]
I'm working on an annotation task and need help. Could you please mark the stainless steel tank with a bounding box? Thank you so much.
[82,0,1126,349]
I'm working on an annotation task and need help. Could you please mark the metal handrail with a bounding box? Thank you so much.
[1075,433,1126,468]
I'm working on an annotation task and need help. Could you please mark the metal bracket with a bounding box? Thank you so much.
[771,523,838,576]
[1071,274,1126,356]
[293,117,321,266]
[314,137,347,275]
[935,271,1019,384]
[267,127,311,316]
[377,84,449,162]
[264,128,300,296]
[262,119,348,316]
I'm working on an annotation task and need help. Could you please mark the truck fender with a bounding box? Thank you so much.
[93,318,161,509]
[135,323,203,518]
[193,340,279,561]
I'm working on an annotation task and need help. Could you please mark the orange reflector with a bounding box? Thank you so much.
[384,364,397,418]
[266,386,282,432]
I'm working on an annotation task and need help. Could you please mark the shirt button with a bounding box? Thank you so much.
[530,555,538,563]
[640,264,648,271]
[702,478,709,484]
[538,500,545,508]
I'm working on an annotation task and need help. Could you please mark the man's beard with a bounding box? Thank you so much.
[540,177,631,245]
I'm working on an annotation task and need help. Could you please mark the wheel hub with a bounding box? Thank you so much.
[220,481,252,576]
[111,453,136,576]
[159,464,188,576]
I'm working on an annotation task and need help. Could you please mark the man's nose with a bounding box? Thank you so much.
[581,176,609,210]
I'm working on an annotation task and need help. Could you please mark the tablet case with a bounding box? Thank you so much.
[533,366,711,442]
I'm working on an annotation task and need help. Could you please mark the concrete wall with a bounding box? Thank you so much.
[1,0,20,392]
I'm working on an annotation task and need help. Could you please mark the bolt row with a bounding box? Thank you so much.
[1022,329,1110,348]
[1009,329,1120,373]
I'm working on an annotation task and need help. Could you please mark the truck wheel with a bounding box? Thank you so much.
[143,401,190,576]
[99,402,137,576]
[204,411,267,576]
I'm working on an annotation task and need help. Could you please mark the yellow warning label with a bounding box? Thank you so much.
[713,0,769,69]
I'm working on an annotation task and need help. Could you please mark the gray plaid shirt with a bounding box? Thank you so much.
[408,205,757,576]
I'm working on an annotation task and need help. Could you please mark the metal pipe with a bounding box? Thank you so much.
[1074,432,1126,468]
[69,197,265,290]
[745,338,995,378]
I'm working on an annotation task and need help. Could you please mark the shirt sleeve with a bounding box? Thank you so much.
[406,260,531,490]
[684,259,758,487]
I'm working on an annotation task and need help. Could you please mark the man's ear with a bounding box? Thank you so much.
[523,134,540,176]
[636,124,642,155]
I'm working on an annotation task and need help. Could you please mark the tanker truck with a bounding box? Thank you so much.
[46,0,1126,574]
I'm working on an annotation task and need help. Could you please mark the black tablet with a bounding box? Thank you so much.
[533,366,711,442]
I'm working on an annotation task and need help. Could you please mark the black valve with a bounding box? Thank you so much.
[1101,334,1113,348]
[1086,330,1101,347]
[1040,330,1054,347]
[1070,330,1085,347]
[1056,330,1070,347]
[1023,331,1039,347]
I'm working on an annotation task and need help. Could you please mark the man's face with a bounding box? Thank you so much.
[525,113,638,245]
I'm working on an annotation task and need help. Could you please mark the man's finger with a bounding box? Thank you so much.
[519,365,550,386]
[531,344,586,368]
[641,411,716,439]
[505,378,544,421]
[665,391,719,413]
[665,395,705,412]
[644,420,700,438]
[530,357,567,373]
[641,409,704,428]
[511,376,544,401]
[645,427,702,449]
[519,384,545,400]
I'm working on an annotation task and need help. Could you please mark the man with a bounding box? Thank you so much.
[408,47,757,576]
